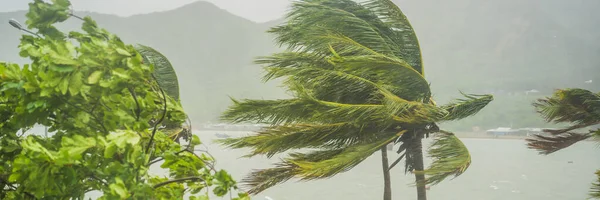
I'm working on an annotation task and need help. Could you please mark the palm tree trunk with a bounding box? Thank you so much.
[381,146,392,200]
[413,137,427,200]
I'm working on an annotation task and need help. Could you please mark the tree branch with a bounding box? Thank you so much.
[145,78,168,154]
[0,178,38,199]
[60,97,108,134]
[68,13,84,21]
[87,174,108,186]
[127,88,141,121]
[153,176,204,189]
[90,96,102,113]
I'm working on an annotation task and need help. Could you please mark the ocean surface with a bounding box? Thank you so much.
[65,130,600,199]
[193,131,599,200]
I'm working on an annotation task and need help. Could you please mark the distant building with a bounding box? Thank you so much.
[486,127,550,137]
[199,123,268,131]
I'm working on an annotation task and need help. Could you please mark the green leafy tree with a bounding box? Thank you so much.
[218,0,492,200]
[526,88,600,199]
[0,0,248,199]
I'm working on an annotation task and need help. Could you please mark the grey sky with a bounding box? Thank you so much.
[0,0,290,22]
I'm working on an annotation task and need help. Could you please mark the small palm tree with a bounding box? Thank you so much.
[526,88,600,199]
[219,1,492,199]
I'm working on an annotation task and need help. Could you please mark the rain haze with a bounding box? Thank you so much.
[1,0,599,200]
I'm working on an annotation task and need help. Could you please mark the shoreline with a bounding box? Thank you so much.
[455,135,527,140]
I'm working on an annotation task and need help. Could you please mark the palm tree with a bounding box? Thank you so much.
[218,0,493,199]
[526,88,600,199]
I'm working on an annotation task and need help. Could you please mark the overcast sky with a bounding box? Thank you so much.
[0,0,290,22]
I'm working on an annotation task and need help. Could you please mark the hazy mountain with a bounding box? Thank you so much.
[1,0,598,129]
[397,0,600,98]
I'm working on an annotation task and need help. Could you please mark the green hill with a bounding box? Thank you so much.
[1,0,598,129]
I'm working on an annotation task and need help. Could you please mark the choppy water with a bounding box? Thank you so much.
[197,131,600,200]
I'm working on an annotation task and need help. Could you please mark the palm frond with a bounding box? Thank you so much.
[526,132,592,155]
[220,98,319,125]
[270,64,380,104]
[266,54,431,106]
[441,92,494,121]
[362,0,424,74]
[381,94,447,124]
[241,162,299,194]
[272,0,394,56]
[269,65,446,123]
[255,51,334,81]
[593,128,600,140]
[329,54,430,101]
[221,94,392,127]
[291,131,401,179]
[418,130,471,185]
[134,44,180,101]
[543,122,599,135]
[218,123,388,158]
[534,88,600,126]
[591,170,600,199]
[239,131,402,194]
[302,86,446,125]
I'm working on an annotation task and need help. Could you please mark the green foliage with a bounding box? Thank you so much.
[418,131,471,185]
[525,88,600,199]
[0,0,246,199]
[219,0,492,196]
[592,170,600,199]
[534,88,600,128]
[441,93,493,121]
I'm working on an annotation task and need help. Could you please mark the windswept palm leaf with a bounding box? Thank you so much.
[220,123,399,158]
[527,88,600,154]
[329,54,430,101]
[592,170,600,199]
[418,130,471,185]
[221,98,322,125]
[527,88,600,199]
[239,131,403,194]
[264,46,431,103]
[441,93,494,121]
[135,44,180,102]
[363,0,424,74]
[273,0,394,56]
[533,88,600,128]
[526,132,592,155]
[223,86,446,128]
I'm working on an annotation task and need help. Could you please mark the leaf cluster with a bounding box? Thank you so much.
[0,0,246,199]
